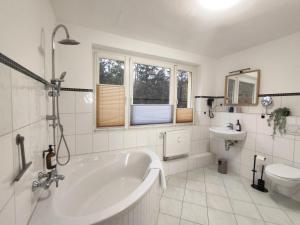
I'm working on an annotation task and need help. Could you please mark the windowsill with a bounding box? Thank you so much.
[94,122,194,132]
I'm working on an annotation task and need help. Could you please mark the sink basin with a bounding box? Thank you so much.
[209,127,247,141]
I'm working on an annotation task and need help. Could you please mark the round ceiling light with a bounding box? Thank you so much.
[200,0,240,10]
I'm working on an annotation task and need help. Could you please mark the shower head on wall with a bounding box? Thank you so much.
[58,38,80,45]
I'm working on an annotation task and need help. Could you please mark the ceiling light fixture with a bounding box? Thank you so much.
[200,0,240,11]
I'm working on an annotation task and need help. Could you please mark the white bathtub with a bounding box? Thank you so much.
[29,150,162,225]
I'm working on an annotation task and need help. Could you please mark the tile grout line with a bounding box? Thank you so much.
[204,168,210,225]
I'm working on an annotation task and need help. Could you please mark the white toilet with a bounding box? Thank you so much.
[265,164,300,201]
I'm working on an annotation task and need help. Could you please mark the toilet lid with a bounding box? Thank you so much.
[266,164,300,180]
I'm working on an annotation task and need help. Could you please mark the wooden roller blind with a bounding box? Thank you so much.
[176,108,193,123]
[96,84,125,127]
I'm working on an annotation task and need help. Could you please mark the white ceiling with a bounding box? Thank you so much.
[50,0,300,57]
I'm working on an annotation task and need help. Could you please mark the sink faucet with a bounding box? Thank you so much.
[227,123,234,130]
[32,169,64,192]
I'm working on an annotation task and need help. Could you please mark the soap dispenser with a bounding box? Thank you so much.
[43,145,57,170]
[236,120,242,132]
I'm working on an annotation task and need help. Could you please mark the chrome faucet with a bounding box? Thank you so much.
[32,169,64,192]
[227,122,234,130]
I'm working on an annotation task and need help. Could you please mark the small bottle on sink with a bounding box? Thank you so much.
[236,120,241,132]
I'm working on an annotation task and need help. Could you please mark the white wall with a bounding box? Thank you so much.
[56,23,217,96]
[0,1,55,225]
[215,31,300,95]
[0,0,55,80]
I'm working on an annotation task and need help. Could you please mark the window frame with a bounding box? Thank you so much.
[93,50,196,131]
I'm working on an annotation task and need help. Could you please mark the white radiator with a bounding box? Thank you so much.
[163,129,191,161]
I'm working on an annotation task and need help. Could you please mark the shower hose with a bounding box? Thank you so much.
[55,95,71,166]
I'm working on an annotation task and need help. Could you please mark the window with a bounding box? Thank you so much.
[176,69,193,123]
[94,51,195,128]
[131,62,173,125]
[96,57,126,128]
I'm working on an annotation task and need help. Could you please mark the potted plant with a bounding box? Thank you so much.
[267,107,290,136]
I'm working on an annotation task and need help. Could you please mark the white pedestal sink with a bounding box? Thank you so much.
[209,127,247,151]
[209,127,247,141]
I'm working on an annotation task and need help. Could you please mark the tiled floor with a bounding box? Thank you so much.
[158,165,300,225]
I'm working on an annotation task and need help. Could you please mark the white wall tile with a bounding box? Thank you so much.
[76,134,93,155]
[255,134,273,155]
[136,129,148,147]
[59,91,75,113]
[256,116,273,135]
[28,81,41,124]
[273,136,295,161]
[124,130,137,149]
[243,133,256,151]
[146,129,157,146]
[281,96,300,116]
[0,133,14,211]
[59,114,75,135]
[242,114,257,132]
[75,92,93,113]
[75,113,93,134]
[11,71,30,130]
[93,131,109,152]
[109,131,124,150]
[0,197,15,225]
[0,64,12,136]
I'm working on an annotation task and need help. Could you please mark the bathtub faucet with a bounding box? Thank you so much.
[32,169,65,191]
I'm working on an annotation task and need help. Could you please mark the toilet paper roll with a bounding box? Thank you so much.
[256,155,266,161]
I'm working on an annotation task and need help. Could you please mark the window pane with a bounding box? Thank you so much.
[99,58,124,85]
[177,70,191,108]
[133,63,170,104]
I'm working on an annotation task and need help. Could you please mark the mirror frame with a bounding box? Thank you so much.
[224,69,260,106]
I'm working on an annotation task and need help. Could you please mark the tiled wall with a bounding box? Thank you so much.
[0,64,49,225]
[58,91,213,175]
[210,96,300,179]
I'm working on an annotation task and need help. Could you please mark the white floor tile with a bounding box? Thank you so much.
[160,197,182,217]
[167,176,186,188]
[157,213,180,225]
[235,215,265,225]
[184,189,206,206]
[205,183,227,197]
[247,189,279,208]
[257,205,292,225]
[226,186,252,202]
[180,220,200,225]
[231,200,261,219]
[163,186,185,201]
[208,208,237,225]
[186,180,206,192]
[207,194,233,213]
[187,170,204,181]
[181,202,208,225]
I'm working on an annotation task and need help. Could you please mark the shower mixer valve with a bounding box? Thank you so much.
[32,169,64,191]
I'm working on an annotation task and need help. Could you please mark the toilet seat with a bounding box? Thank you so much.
[265,164,300,181]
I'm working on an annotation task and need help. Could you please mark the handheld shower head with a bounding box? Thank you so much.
[60,72,67,80]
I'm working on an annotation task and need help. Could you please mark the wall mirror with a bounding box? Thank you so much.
[225,70,260,106]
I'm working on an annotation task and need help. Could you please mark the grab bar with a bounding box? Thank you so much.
[14,134,32,182]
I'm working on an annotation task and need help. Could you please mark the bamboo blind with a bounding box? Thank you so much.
[96,84,125,127]
[176,108,193,123]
